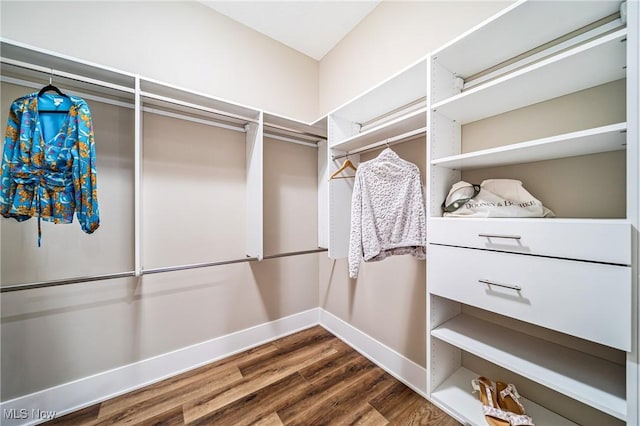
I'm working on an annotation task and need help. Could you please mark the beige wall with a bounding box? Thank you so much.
[0,1,319,122]
[318,0,512,115]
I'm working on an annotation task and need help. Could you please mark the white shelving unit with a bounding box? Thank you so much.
[426,1,639,425]
[325,58,428,259]
[431,367,578,426]
[431,29,627,124]
[0,38,331,287]
[432,314,626,419]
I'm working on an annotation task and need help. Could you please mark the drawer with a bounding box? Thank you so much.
[428,244,632,351]
[428,217,631,265]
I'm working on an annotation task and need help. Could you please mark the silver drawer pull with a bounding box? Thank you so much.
[478,233,521,240]
[478,279,522,291]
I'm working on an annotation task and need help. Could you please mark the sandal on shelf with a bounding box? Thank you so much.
[496,381,534,426]
[472,377,510,426]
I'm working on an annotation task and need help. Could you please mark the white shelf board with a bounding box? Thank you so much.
[431,367,578,426]
[329,108,426,152]
[431,314,626,420]
[432,29,627,124]
[263,111,327,139]
[432,1,621,79]
[140,77,261,122]
[331,58,427,124]
[431,122,627,169]
[1,38,135,89]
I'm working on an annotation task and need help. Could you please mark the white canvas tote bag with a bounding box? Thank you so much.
[442,179,555,218]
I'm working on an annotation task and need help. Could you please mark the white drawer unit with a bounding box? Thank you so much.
[429,244,632,351]
[428,218,631,265]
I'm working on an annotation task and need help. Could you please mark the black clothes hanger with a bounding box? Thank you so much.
[38,84,70,114]
[38,84,68,99]
[38,71,71,114]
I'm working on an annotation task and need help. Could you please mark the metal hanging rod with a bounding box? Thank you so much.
[142,257,259,275]
[462,14,623,90]
[357,97,427,131]
[143,107,247,133]
[332,127,427,161]
[263,122,327,140]
[263,248,327,260]
[141,92,259,126]
[264,132,321,148]
[1,249,328,293]
[0,57,135,94]
[0,271,136,293]
[1,75,135,110]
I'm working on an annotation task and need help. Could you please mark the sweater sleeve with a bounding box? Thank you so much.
[73,103,100,234]
[348,172,363,279]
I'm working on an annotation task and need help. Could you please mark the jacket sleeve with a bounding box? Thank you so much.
[348,173,363,279]
[73,103,100,234]
[1,102,20,217]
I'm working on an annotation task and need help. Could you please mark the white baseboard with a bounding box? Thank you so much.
[0,308,321,426]
[319,310,427,397]
[1,307,427,425]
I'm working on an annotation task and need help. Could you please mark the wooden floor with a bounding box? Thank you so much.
[46,326,459,425]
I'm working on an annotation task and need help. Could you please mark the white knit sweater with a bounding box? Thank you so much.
[348,148,426,279]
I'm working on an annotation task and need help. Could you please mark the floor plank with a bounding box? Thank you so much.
[45,326,459,426]
[183,341,338,423]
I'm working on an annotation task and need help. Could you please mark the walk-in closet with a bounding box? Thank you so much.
[1,1,638,425]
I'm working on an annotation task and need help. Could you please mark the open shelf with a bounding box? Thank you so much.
[431,314,626,420]
[1,38,135,89]
[431,367,578,426]
[331,58,427,125]
[329,107,426,152]
[431,29,627,124]
[140,77,261,124]
[431,122,627,169]
[432,1,621,79]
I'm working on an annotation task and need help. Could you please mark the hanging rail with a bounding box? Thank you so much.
[143,107,247,133]
[263,248,327,260]
[142,257,259,275]
[0,57,135,94]
[140,92,259,126]
[263,122,327,140]
[1,75,135,110]
[332,127,427,161]
[0,248,328,293]
[357,96,427,131]
[0,271,136,293]
[264,132,322,147]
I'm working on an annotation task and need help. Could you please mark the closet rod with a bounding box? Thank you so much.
[332,127,427,161]
[0,271,136,293]
[143,107,247,133]
[263,122,327,139]
[264,132,321,148]
[0,250,327,293]
[263,248,327,260]
[0,57,135,94]
[142,257,259,275]
[141,92,259,126]
[358,96,427,131]
[1,75,135,110]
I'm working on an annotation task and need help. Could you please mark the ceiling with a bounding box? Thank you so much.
[201,1,381,60]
